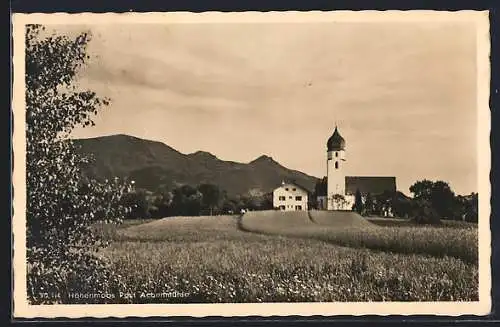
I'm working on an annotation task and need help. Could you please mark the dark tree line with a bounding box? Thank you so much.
[312,178,478,225]
[408,180,478,224]
[121,183,274,219]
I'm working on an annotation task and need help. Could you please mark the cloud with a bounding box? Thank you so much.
[67,21,478,195]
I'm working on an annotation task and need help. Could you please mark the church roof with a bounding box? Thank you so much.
[327,127,346,151]
[345,176,396,196]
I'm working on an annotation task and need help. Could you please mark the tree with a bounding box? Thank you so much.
[409,180,456,221]
[429,181,456,219]
[311,177,327,209]
[364,192,374,216]
[198,183,221,215]
[259,192,274,210]
[151,185,173,218]
[465,192,479,223]
[390,191,413,218]
[454,192,478,223]
[26,25,132,303]
[315,177,328,195]
[374,191,391,216]
[221,197,238,214]
[353,189,364,214]
[409,179,434,200]
[122,188,156,219]
[233,195,248,212]
[170,185,203,216]
[237,190,274,211]
[332,194,347,210]
[410,198,441,225]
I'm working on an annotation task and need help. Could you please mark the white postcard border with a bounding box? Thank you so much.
[11,10,491,318]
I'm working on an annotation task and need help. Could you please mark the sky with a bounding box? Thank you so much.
[55,21,478,195]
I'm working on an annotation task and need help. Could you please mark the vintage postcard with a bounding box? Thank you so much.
[12,10,491,318]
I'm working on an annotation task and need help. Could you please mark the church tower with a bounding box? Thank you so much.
[326,126,346,210]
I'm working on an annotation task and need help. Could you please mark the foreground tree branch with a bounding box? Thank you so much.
[25,24,132,304]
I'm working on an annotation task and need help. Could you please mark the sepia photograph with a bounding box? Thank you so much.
[12,11,491,318]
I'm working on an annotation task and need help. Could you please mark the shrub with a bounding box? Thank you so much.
[410,199,441,225]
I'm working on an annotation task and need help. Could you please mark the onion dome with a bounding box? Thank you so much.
[327,127,346,151]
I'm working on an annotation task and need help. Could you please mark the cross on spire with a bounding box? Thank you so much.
[334,117,340,130]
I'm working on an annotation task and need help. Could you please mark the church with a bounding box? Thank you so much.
[272,125,396,212]
[316,126,397,211]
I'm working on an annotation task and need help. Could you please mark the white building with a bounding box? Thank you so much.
[326,126,354,210]
[272,182,308,211]
[321,126,396,211]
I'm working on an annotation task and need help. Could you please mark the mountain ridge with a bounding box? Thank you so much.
[74,134,319,196]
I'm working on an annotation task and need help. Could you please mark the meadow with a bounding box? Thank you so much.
[92,211,479,303]
[241,211,478,264]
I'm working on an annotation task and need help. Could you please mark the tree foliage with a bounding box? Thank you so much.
[198,183,222,215]
[170,185,203,216]
[26,25,132,303]
[374,190,412,218]
[331,194,347,210]
[410,198,441,225]
[409,180,434,201]
[121,188,156,219]
[455,192,478,223]
[408,180,477,224]
[353,189,364,214]
[119,183,274,219]
[410,180,455,218]
[309,177,327,209]
[364,192,374,216]
[314,177,327,196]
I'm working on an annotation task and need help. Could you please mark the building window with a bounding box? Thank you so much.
[295,196,302,201]
[295,205,302,210]
[292,188,296,191]
[289,196,292,199]
[279,196,285,201]
[285,188,289,191]
[335,152,338,157]
[335,161,339,169]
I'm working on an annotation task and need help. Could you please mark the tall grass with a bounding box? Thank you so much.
[85,214,480,303]
[239,211,477,264]
[101,237,477,303]
[116,215,271,242]
[92,219,156,241]
[367,217,478,229]
[311,210,373,228]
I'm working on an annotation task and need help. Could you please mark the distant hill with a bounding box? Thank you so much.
[74,134,319,196]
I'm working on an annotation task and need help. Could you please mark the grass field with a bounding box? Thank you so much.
[241,210,477,264]
[310,210,374,228]
[366,216,478,229]
[93,211,479,303]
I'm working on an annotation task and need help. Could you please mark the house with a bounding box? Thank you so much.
[272,181,308,211]
[317,126,397,213]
